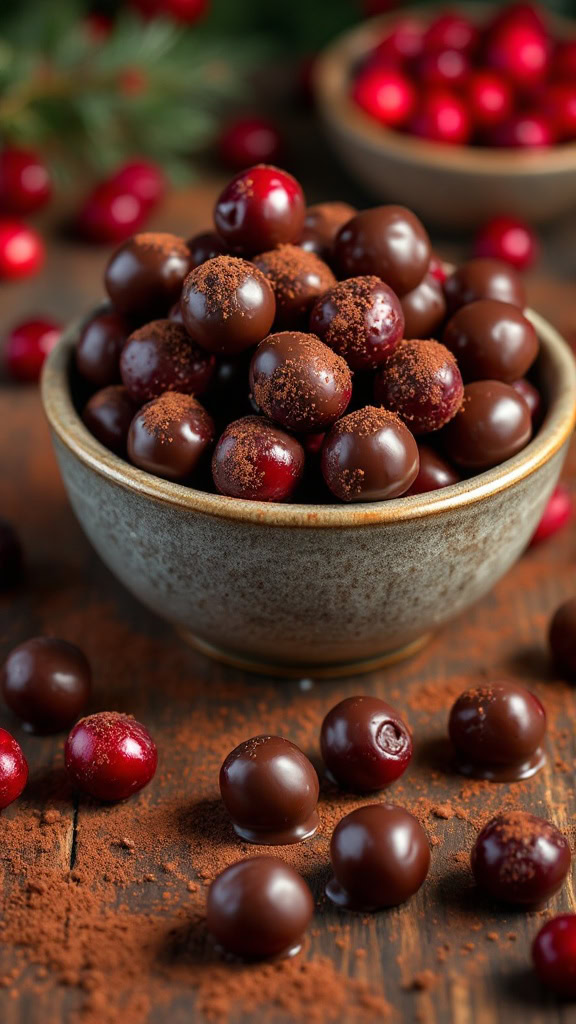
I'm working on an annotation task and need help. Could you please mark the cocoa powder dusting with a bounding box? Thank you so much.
[252,334,350,425]
[134,233,190,259]
[188,256,269,319]
[254,245,335,315]
[142,392,203,443]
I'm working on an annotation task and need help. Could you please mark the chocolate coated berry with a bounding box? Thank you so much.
[180,255,276,355]
[401,272,446,339]
[186,230,229,268]
[406,446,460,495]
[65,711,157,801]
[300,202,357,260]
[442,380,532,470]
[334,206,431,296]
[213,165,305,255]
[374,339,463,434]
[321,406,419,502]
[549,597,576,677]
[83,386,140,456]
[320,696,412,791]
[443,299,538,383]
[212,416,305,502]
[0,728,28,808]
[253,245,335,328]
[310,276,404,371]
[76,310,130,387]
[1,637,91,734]
[471,812,570,906]
[120,320,215,402]
[105,232,192,318]
[444,257,526,314]
[128,392,214,482]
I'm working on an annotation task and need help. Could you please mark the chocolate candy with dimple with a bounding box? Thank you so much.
[320,695,413,791]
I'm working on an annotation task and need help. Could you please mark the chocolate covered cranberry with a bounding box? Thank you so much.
[320,696,412,792]
[471,812,570,906]
[186,229,228,268]
[75,310,130,387]
[83,385,140,456]
[310,276,404,371]
[401,273,446,340]
[1,637,91,734]
[65,711,157,801]
[104,232,192,318]
[322,407,419,502]
[213,165,305,255]
[443,300,538,383]
[128,392,215,482]
[444,257,526,314]
[0,519,23,589]
[0,728,27,808]
[334,206,431,296]
[511,378,542,424]
[300,201,357,260]
[533,916,576,997]
[406,446,460,495]
[212,416,305,502]
[180,256,276,355]
[375,339,463,435]
[549,597,576,677]
[120,320,215,402]
[442,380,532,470]
[253,245,335,327]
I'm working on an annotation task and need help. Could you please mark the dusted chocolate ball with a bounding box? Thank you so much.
[406,445,460,495]
[0,520,23,590]
[300,201,357,260]
[320,695,412,792]
[219,735,319,844]
[105,232,192,319]
[471,812,571,906]
[549,598,576,677]
[310,276,404,371]
[207,857,314,960]
[443,300,539,383]
[128,392,215,482]
[186,229,229,268]
[334,206,431,296]
[249,331,352,433]
[253,245,336,328]
[442,380,532,470]
[374,339,464,434]
[83,385,140,456]
[401,273,447,340]
[1,637,91,734]
[212,416,305,502]
[444,257,526,314]
[120,320,216,403]
[449,681,547,781]
[181,256,276,356]
[322,407,419,503]
[75,310,130,387]
[327,804,430,910]
[213,165,305,255]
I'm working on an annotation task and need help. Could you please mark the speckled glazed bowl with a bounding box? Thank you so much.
[42,309,575,678]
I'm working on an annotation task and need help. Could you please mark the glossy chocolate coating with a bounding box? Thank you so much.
[1,637,91,733]
[220,735,319,844]
[322,406,419,503]
[406,445,460,495]
[444,258,526,314]
[181,256,276,355]
[333,206,431,296]
[120,320,216,403]
[186,230,229,268]
[105,232,192,319]
[75,310,130,387]
[253,245,336,328]
[449,681,547,781]
[250,331,352,433]
[401,272,447,339]
[471,812,571,905]
[442,380,532,470]
[374,339,463,435]
[320,695,413,792]
[300,201,357,260]
[207,856,314,960]
[549,598,576,676]
[310,276,405,371]
[212,416,305,502]
[203,351,253,422]
[128,392,215,482]
[326,804,430,910]
[443,299,539,383]
[0,520,22,590]
[82,385,140,456]
[213,165,305,255]
[512,378,542,424]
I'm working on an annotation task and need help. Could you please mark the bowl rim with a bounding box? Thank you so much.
[41,306,576,529]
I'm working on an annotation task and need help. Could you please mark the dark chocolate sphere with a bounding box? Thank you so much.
[471,812,571,906]
[310,276,405,371]
[120,320,216,403]
[511,378,542,424]
[75,310,130,387]
[1,637,91,734]
[320,695,413,792]
[219,734,319,844]
[406,445,460,495]
[186,230,229,268]
[253,245,336,328]
[401,273,447,339]
[333,206,431,296]
[321,407,419,502]
[249,331,352,433]
[300,201,357,260]
[444,258,526,314]
[127,392,215,482]
[327,804,430,910]
[449,681,547,781]
[104,232,192,319]
[549,597,576,677]
[0,520,23,590]
[374,339,464,434]
[441,380,532,470]
[443,299,539,383]
[83,385,140,456]
[213,165,305,255]
[212,416,305,502]
[207,857,314,960]
[180,256,276,355]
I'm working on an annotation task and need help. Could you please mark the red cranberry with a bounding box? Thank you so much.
[375,339,464,434]
[474,216,538,270]
[428,254,447,282]
[212,416,305,502]
[352,66,416,128]
[0,728,28,808]
[549,597,576,677]
[485,20,549,86]
[186,230,229,268]
[530,486,572,546]
[130,0,208,21]
[321,406,419,503]
[310,276,404,371]
[320,696,412,792]
[0,221,44,279]
[424,12,479,54]
[75,310,130,387]
[77,183,148,243]
[490,112,554,148]
[511,378,542,423]
[108,160,166,208]
[219,117,282,170]
[0,146,51,215]
[65,711,157,801]
[554,40,576,82]
[373,18,425,62]
[417,49,470,89]
[0,520,23,590]
[83,12,113,41]
[471,812,570,906]
[488,2,548,37]
[543,84,576,142]
[406,445,460,495]
[410,90,471,145]
[120,320,215,403]
[468,71,513,129]
[213,165,305,256]
[533,916,576,997]
[4,318,61,382]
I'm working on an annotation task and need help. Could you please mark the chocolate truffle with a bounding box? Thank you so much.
[249,331,352,433]
[128,392,215,482]
[207,857,314,960]
[212,416,305,502]
[444,257,526,314]
[213,165,305,255]
[471,812,571,906]
[333,206,431,296]
[219,735,319,844]
[320,696,413,792]
[443,300,539,383]
[442,380,532,470]
[549,597,576,677]
[83,385,140,456]
[180,256,276,355]
[374,339,464,434]
[406,445,460,495]
[310,276,405,371]
[401,273,447,339]
[1,637,91,734]
[321,407,419,502]
[326,804,430,910]
[253,245,336,327]
[300,201,357,260]
[448,680,547,781]
[75,310,130,387]
[511,378,542,424]
[104,232,192,319]
[0,520,23,590]
[186,229,228,268]
[120,320,216,403]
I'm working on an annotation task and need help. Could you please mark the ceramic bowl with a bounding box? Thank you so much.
[42,309,576,679]
[313,5,576,228]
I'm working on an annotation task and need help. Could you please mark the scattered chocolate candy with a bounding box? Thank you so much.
[75,310,130,387]
[333,206,431,296]
[120,320,215,403]
[532,915,576,997]
[207,857,314,960]
[180,256,276,355]
[448,680,547,781]
[406,445,460,495]
[442,380,532,470]
[0,728,28,809]
[0,519,23,590]
[65,711,157,801]
[326,804,430,910]
[310,276,404,371]
[374,339,463,434]
[320,695,412,791]
[471,812,570,905]
[249,331,352,433]
[549,597,576,677]
[511,377,542,424]
[213,165,305,255]
[83,385,140,456]
[400,272,447,340]
[300,201,357,260]
[128,392,215,482]
[443,299,538,383]
[443,257,526,314]
[322,406,419,502]
[104,232,192,319]
[212,416,305,502]
[1,636,91,734]
[253,245,336,327]
[186,229,229,268]
[219,734,319,844]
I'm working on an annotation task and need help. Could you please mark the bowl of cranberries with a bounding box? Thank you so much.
[41,163,576,678]
[314,3,576,227]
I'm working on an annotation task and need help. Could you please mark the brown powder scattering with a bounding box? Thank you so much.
[254,245,335,321]
[486,932,499,942]
[133,232,190,260]
[313,276,397,366]
[330,405,403,440]
[377,339,462,432]
[213,415,302,497]
[41,810,61,825]
[185,256,270,320]
[141,392,206,443]
[431,802,453,819]
[251,332,351,428]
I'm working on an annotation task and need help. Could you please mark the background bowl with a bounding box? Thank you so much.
[313,4,576,228]
[42,309,575,679]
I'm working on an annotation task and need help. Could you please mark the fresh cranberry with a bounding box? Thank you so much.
[424,13,479,54]
[65,711,157,801]
[108,160,166,208]
[417,49,470,89]
[83,12,114,42]
[77,182,148,243]
[468,71,513,129]
[474,216,538,270]
[212,416,305,502]
[530,486,572,546]
[352,66,415,128]
[4,319,61,382]
[0,147,51,215]
[0,221,44,279]
[130,0,208,22]
[219,117,282,170]
[373,18,426,62]
[485,21,549,87]
[542,84,576,142]
[428,254,447,282]
[213,165,305,255]
[410,90,471,145]
[533,916,576,996]
[488,3,549,37]
[0,520,23,590]
[511,378,542,423]
[554,40,576,82]
[0,728,28,808]
[490,112,554,148]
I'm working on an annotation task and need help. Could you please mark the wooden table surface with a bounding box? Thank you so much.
[1,169,576,1024]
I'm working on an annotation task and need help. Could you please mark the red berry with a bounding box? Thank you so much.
[468,71,513,129]
[490,112,554,148]
[352,66,416,127]
[542,84,576,142]
[533,916,576,996]
[417,49,470,89]
[554,40,576,82]
[212,416,305,502]
[65,711,157,801]
[219,117,282,170]
[83,12,113,42]
[0,221,44,279]
[530,486,572,546]
[0,147,52,215]
[0,727,28,808]
[485,21,549,87]
[213,165,305,256]
[474,216,538,270]
[488,3,549,37]
[77,182,148,243]
[4,318,61,383]
[130,0,208,22]
[410,90,471,145]
[109,160,166,208]
[373,18,425,62]
[428,253,447,282]
[424,13,479,54]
